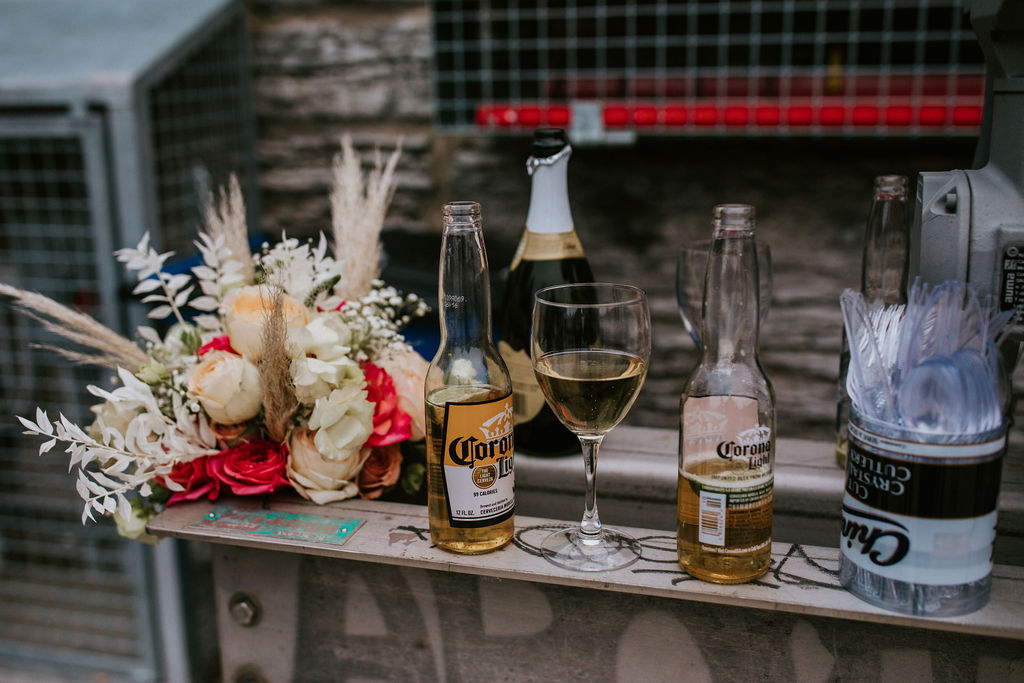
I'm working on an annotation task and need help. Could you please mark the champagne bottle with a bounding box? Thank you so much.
[677,204,776,584]
[426,201,515,554]
[498,129,594,456]
[835,175,909,467]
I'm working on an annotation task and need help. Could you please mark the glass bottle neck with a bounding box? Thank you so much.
[439,221,493,347]
[701,233,760,362]
[525,149,573,235]
[861,194,908,304]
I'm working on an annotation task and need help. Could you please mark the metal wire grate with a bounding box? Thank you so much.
[0,1,258,677]
[433,0,985,138]
[149,16,259,256]
[0,134,155,678]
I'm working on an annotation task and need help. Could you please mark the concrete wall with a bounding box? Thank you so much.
[244,1,1007,446]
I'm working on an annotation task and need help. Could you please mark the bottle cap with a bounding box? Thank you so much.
[442,201,482,231]
[874,174,908,199]
[531,128,569,158]
[443,200,481,218]
[713,204,756,235]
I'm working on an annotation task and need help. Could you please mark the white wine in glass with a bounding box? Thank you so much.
[531,283,651,571]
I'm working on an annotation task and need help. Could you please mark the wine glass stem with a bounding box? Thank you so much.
[578,435,604,538]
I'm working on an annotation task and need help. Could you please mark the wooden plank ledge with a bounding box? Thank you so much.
[147,493,1024,643]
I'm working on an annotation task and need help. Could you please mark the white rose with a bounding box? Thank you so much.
[88,400,139,441]
[187,351,263,425]
[308,384,374,462]
[223,285,309,360]
[298,313,353,362]
[291,355,362,404]
[286,427,366,504]
[114,501,159,545]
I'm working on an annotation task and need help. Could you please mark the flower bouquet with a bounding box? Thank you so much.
[3,136,430,541]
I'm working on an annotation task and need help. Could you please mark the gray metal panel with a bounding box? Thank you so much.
[0,119,160,680]
[0,0,233,105]
[0,2,260,677]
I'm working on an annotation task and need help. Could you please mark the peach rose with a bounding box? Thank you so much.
[287,427,365,504]
[377,347,428,441]
[357,444,403,500]
[209,421,258,448]
[187,350,262,425]
[223,285,309,360]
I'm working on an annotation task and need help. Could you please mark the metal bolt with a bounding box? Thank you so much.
[233,665,267,683]
[945,191,958,213]
[228,593,261,627]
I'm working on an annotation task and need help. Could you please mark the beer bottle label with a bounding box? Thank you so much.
[681,395,774,550]
[497,341,546,424]
[441,393,516,527]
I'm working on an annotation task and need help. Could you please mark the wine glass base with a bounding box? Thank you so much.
[540,527,641,572]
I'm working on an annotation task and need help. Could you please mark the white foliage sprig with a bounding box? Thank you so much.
[17,368,218,524]
[116,233,195,328]
[256,232,342,306]
[190,231,248,332]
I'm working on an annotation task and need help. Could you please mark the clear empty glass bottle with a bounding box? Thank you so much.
[677,204,776,584]
[835,175,909,467]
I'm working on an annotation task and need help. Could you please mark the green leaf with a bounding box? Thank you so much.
[399,462,426,496]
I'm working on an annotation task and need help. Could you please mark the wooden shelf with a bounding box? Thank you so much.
[148,492,1024,643]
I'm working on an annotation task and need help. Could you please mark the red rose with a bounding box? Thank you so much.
[163,458,220,505]
[206,440,290,496]
[198,334,239,356]
[361,361,412,447]
[357,444,403,500]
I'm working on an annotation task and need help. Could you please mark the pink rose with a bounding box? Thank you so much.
[206,440,290,496]
[377,347,428,441]
[163,458,220,505]
[358,444,403,500]
[361,361,412,447]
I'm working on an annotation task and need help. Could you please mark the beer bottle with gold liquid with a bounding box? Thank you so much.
[677,204,775,583]
[498,129,593,455]
[426,201,515,553]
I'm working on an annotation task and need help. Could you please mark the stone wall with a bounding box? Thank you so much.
[248,0,436,235]
[243,2,1013,447]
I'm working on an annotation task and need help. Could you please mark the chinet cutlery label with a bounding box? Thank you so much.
[840,423,1005,585]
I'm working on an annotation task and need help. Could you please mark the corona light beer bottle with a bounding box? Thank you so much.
[678,204,776,584]
[498,129,593,455]
[425,201,515,553]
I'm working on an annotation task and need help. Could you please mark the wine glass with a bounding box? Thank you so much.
[531,283,651,571]
[676,239,773,348]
